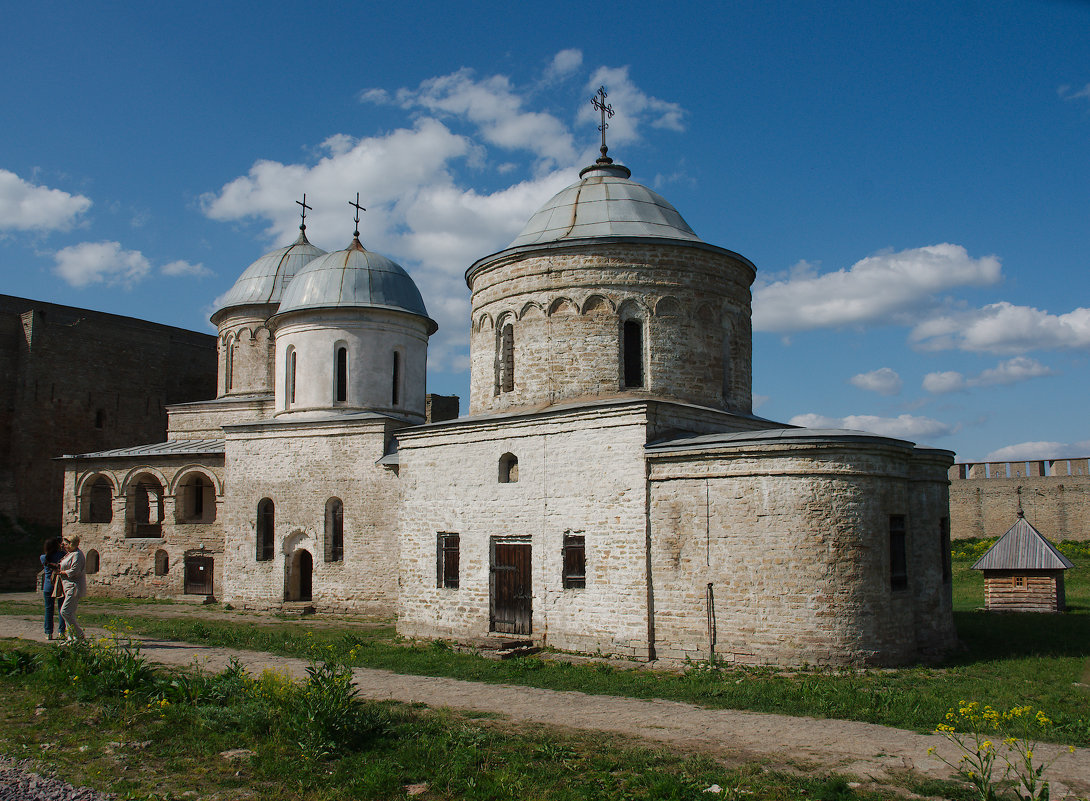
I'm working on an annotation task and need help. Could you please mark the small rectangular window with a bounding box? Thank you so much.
[889,515,908,591]
[562,534,586,589]
[622,320,644,388]
[437,533,460,589]
[939,517,951,584]
[1014,576,1026,588]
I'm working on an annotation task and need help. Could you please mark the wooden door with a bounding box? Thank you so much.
[491,541,531,635]
[184,555,214,595]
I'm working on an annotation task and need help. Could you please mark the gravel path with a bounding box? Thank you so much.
[3,611,1089,798]
[0,756,110,801]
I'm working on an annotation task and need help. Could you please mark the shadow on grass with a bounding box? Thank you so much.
[951,609,1090,662]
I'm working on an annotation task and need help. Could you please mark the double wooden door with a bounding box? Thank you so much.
[490,541,531,635]
[183,555,214,595]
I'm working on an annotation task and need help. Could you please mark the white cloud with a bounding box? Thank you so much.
[0,169,91,232]
[753,244,1001,333]
[789,412,958,442]
[985,440,1090,461]
[393,68,578,166]
[849,367,902,396]
[752,393,769,410]
[1059,83,1090,102]
[923,356,1055,394]
[162,260,212,278]
[911,301,1090,353]
[545,49,583,80]
[577,66,687,147]
[54,241,151,287]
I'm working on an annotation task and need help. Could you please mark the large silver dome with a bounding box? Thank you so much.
[211,231,326,321]
[507,163,702,248]
[275,237,437,333]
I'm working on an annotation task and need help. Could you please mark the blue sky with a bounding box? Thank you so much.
[3,0,1089,462]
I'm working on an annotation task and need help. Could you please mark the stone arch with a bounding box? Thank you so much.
[519,301,545,320]
[120,466,170,495]
[285,545,313,602]
[172,467,219,524]
[154,548,169,576]
[618,298,649,320]
[476,312,494,333]
[122,469,168,538]
[78,473,115,524]
[548,297,577,316]
[168,465,223,497]
[655,296,683,317]
[85,550,100,575]
[236,326,255,342]
[254,326,273,345]
[696,302,717,323]
[76,470,118,498]
[582,294,615,315]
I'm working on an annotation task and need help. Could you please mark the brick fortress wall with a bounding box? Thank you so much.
[0,295,217,527]
[948,459,1090,541]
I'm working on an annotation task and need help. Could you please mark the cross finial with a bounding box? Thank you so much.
[295,194,312,233]
[349,193,366,238]
[591,86,615,164]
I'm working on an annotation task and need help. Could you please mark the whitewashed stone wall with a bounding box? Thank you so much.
[167,396,275,439]
[647,441,956,666]
[220,415,402,615]
[467,243,754,415]
[271,308,429,423]
[61,456,226,598]
[216,308,276,397]
[396,402,655,657]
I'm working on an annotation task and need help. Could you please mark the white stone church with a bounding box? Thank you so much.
[61,147,957,666]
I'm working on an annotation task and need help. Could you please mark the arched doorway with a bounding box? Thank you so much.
[285,549,312,602]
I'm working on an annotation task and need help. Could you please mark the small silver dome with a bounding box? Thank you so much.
[507,163,701,248]
[276,237,437,333]
[211,231,326,320]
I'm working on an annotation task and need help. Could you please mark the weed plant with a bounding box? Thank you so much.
[0,639,899,800]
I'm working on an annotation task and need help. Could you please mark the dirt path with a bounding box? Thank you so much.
[3,611,1089,797]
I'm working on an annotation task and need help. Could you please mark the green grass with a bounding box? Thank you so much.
[0,638,910,801]
[3,552,1088,750]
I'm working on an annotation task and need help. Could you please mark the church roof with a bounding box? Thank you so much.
[972,514,1074,571]
[59,439,226,460]
[274,237,437,333]
[506,162,702,248]
[211,231,326,320]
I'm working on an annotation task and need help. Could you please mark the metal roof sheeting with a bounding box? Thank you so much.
[508,163,702,248]
[275,237,436,332]
[646,427,918,453]
[972,515,1074,571]
[62,439,226,460]
[211,232,326,316]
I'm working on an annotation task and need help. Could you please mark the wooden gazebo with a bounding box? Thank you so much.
[972,511,1074,612]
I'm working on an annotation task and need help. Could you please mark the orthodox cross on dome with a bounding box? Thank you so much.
[295,194,312,233]
[349,193,366,239]
[591,86,615,164]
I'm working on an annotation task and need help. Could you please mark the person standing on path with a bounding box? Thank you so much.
[40,537,67,640]
[57,535,87,640]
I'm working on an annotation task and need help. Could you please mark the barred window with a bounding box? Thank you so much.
[437,533,460,589]
[562,534,586,589]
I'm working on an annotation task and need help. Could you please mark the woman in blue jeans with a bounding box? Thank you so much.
[40,537,66,640]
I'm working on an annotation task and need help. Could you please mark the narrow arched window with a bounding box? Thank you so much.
[154,549,169,576]
[86,550,99,575]
[335,346,348,403]
[622,320,644,388]
[225,339,234,392]
[325,497,344,562]
[286,348,297,406]
[391,352,401,406]
[497,324,514,393]
[499,453,518,483]
[256,498,274,561]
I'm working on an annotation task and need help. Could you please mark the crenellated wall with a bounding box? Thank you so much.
[949,459,1090,541]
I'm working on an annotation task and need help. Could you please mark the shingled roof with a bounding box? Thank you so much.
[971,513,1074,571]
